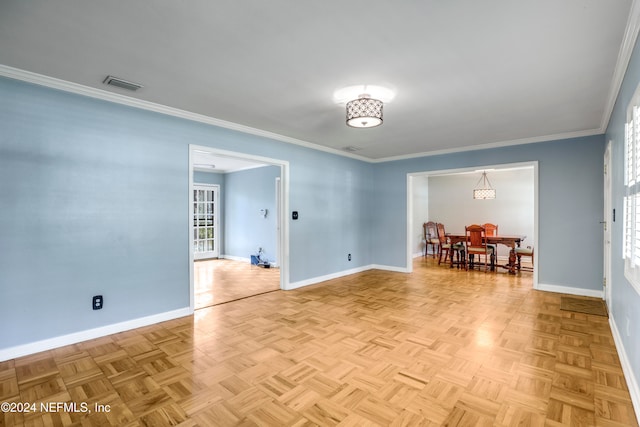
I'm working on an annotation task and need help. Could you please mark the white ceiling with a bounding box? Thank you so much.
[0,1,636,160]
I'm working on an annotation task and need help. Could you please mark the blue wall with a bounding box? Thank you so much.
[194,171,224,186]
[0,77,373,350]
[288,153,374,278]
[0,80,191,348]
[606,30,640,391]
[224,166,280,262]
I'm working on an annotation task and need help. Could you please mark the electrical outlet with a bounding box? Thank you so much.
[93,295,103,310]
[348,254,352,261]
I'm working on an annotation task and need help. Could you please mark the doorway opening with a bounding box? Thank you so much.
[406,161,539,286]
[189,145,289,310]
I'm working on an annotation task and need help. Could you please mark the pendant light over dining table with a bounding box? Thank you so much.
[473,171,496,199]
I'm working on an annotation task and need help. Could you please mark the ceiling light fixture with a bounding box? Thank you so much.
[473,171,496,200]
[335,85,395,129]
[346,94,383,128]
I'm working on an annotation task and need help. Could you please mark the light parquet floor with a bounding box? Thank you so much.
[194,259,280,309]
[1,257,637,426]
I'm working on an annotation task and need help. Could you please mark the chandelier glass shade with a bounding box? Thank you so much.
[346,96,383,128]
[473,171,496,199]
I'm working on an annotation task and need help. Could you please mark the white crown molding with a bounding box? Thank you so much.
[0,63,616,164]
[601,0,640,131]
[372,128,603,163]
[0,64,371,162]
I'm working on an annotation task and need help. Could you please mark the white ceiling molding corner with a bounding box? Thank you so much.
[601,0,640,131]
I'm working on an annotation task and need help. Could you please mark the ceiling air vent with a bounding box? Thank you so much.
[342,146,362,152]
[102,75,143,91]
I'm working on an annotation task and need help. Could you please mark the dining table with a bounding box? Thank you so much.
[445,233,526,274]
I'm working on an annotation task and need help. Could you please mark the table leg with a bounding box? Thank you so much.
[508,248,517,274]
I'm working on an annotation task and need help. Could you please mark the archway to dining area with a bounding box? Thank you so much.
[406,161,538,283]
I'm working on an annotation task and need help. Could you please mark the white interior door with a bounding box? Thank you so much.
[604,142,612,306]
[193,184,220,260]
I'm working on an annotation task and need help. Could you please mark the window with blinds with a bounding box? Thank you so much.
[623,87,640,294]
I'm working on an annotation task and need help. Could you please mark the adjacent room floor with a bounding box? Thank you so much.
[194,258,280,309]
[1,257,636,426]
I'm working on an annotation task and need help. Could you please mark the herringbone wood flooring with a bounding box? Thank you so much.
[1,258,637,426]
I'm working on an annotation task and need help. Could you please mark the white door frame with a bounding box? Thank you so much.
[604,141,613,306]
[275,177,281,268]
[188,145,290,312]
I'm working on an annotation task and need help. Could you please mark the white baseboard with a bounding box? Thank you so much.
[372,264,411,273]
[609,316,640,424]
[218,255,278,267]
[287,265,372,290]
[286,264,410,290]
[222,254,251,263]
[0,307,192,362]
[535,283,603,298]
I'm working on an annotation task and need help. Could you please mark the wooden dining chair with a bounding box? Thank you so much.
[482,223,498,264]
[483,223,498,236]
[515,245,534,271]
[465,224,491,272]
[436,223,465,267]
[423,221,439,258]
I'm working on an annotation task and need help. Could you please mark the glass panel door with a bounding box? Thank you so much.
[193,185,219,260]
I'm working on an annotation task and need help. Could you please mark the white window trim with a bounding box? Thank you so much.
[622,82,640,296]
